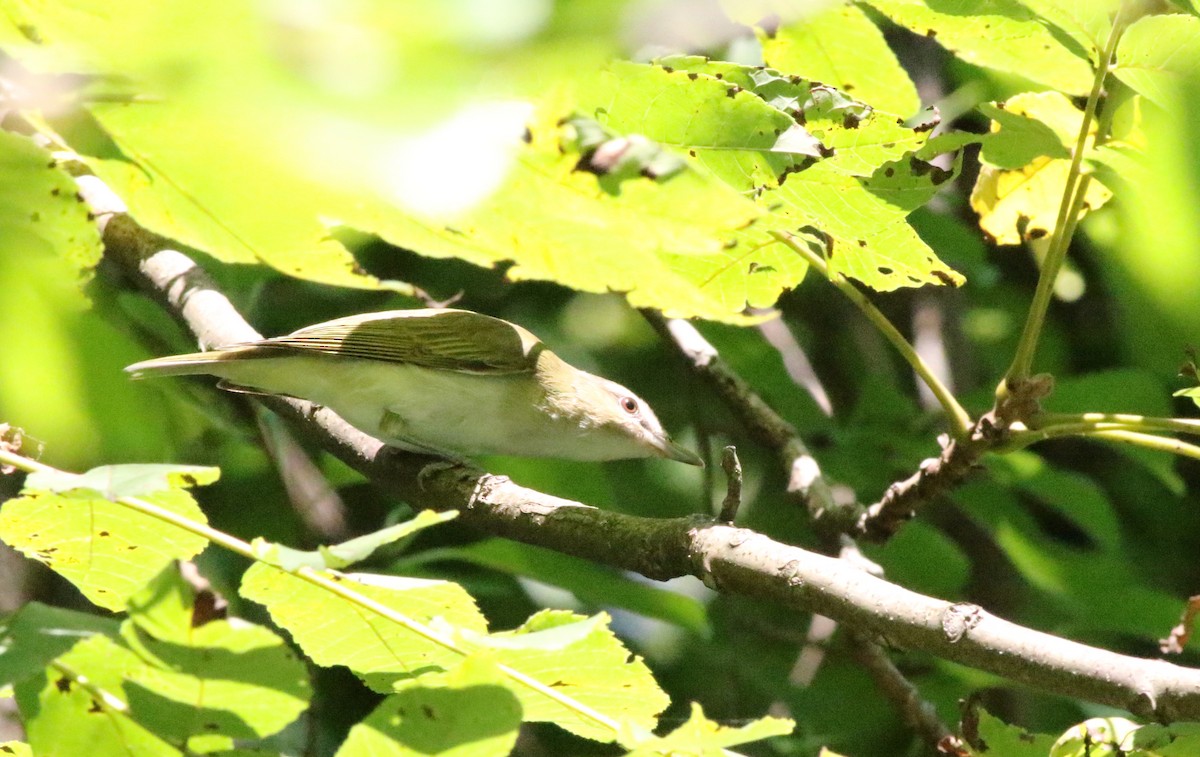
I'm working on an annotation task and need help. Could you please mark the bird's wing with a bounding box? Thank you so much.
[259,309,543,374]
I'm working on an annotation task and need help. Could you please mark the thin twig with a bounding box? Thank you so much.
[718,445,742,523]
[642,312,855,535]
[845,632,952,749]
[773,231,973,438]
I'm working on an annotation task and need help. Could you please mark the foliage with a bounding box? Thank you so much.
[2,1,1200,756]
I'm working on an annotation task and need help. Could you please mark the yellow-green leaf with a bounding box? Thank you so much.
[865,0,1094,95]
[0,130,101,283]
[626,702,793,755]
[239,565,488,688]
[760,4,921,117]
[0,483,209,612]
[970,92,1111,245]
[485,610,668,742]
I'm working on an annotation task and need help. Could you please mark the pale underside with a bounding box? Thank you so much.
[203,354,651,460]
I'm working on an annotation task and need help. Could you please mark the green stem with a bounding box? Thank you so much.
[1007,425,1200,462]
[1035,412,1200,437]
[775,231,973,438]
[1003,12,1126,386]
[0,447,638,746]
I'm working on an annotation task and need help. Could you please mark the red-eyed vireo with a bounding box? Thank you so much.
[126,309,703,466]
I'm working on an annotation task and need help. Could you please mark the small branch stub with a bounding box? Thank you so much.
[718,445,743,523]
[1162,595,1200,655]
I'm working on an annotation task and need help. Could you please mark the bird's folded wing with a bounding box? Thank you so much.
[261,309,542,374]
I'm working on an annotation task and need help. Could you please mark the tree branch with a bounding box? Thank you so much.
[82,177,1200,723]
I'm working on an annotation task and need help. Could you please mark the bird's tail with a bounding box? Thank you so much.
[125,346,261,379]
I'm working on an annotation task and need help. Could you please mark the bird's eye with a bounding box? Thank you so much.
[620,396,639,414]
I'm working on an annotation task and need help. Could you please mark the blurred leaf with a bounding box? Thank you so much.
[878,521,970,597]
[87,102,386,290]
[335,656,520,757]
[353,98,769,322]
[483,609,668,741]
[0,743,31,757]
[0,130,101,280]
[759,4,921,117]
[626,701,793,755]
[0,602,120,687]
[1114,14,1200,107]
[971,91,1111,245]
[0,480,210,611]
[239,565,487,688]
[864,0,1094,94]
[989,452,1121,551]
[406,539,710,637]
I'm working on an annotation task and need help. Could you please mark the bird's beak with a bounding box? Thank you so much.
[651,434,705,467]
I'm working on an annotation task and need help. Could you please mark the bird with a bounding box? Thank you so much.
[125,308,703,466]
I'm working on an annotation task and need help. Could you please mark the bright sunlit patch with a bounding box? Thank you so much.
[454,0,552,46]
[381,100,534,220]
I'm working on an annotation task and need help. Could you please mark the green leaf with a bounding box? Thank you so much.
[14,636,179,757]
[125,566,197,644]
[0,130,102,283]
[0,602,120,687]
[1015,0,1120,54]
[967,708,1056,755]
[626,701,793,755]
[0,742,31,757]
[121,618,310,742]
[407,539,710,637]
[119,566,312,742]
[25,463,219,500]
[773,159,966,290]
[311,510,458,570]
[0,482,210,611]
[865,0,1094,94]
[335,657,520,757]
[240,565,487,688]
[977,101,1071,170]
[485,610,668,741]
[759,4,921,117]
[352,102,769,322]
[642,57,929,178]
[1114,14,1200,107]
[587,59,811,190]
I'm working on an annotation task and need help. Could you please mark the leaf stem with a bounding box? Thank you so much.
[774,231,972,438]
[1002,11,1126,387]
[1006,424,1200,462]
[1035,412,1200,437]
[0,447,640,746]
